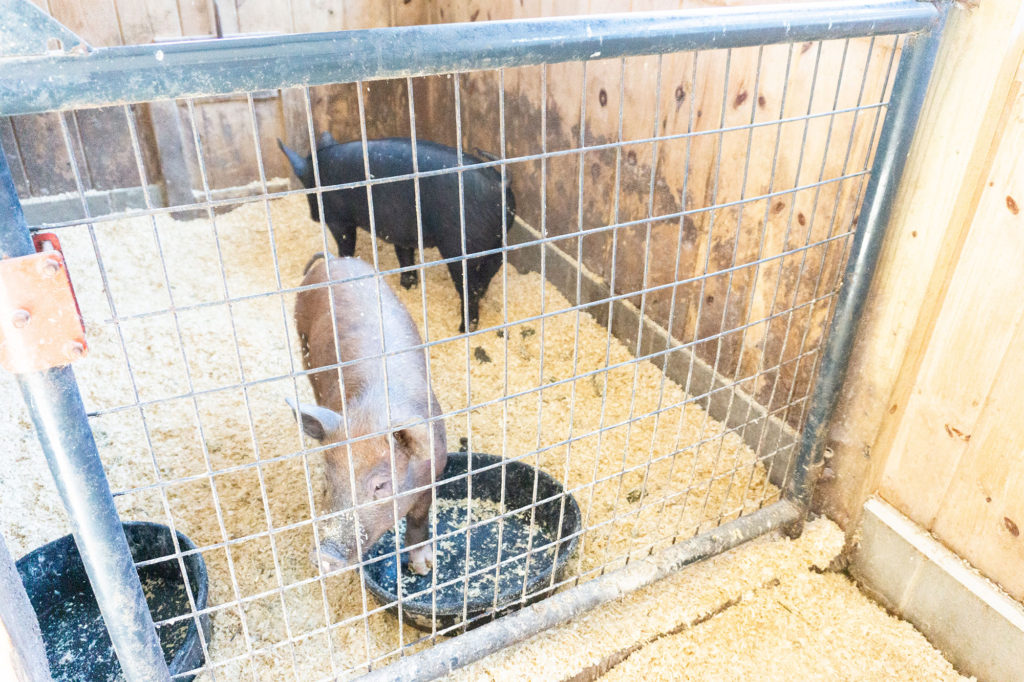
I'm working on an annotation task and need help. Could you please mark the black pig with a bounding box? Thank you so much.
[278,133,516,332]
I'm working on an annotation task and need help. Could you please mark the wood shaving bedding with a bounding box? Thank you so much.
[454,518,966,682]
[598,568,968,682]
[0,194,780,680]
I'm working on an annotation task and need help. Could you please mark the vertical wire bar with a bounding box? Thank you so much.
[766,38,855,410]
[181,99,261,682]
[491,67,511,611]
[354,80,408,649]
[786,11,948,530]
[589,55,634,569]
[724,42,824,511]
[529,63,550,588]
[620,53,667,558]
[690,44,785,533]
[143,99,302,677]
[667,46,737,543]
[452,71,477,629]
[711,40,847,526]
[737,38,874,513]
[754,34,898,505]
[403,75,441,643]
[68,114,94,190]
[696,46,768,520]
[59,110,200,680]
[779,33,895,431]
[577,56,626,575]
[288,89,343,678]
[240,93,306,677]
[771,35,901,493]
[1,134,171,682]
[298,88,375,667]
[545,57,591,593]
[650,51,702,542]
[61,105,220,681]
[118,105,219,680]
[686,40,822,530]
[744,40,852,447]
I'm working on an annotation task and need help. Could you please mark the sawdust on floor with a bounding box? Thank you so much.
[598,567,969,682]
[453,517,967,682]
[0,193,780,680]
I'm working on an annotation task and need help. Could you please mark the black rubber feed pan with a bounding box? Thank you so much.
[17,522,210,682]
[363,452,581,632]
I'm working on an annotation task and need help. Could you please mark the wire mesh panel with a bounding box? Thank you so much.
[0,3,942,680]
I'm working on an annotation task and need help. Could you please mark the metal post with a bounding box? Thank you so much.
[0,150,171,682]
[783,1,950,533]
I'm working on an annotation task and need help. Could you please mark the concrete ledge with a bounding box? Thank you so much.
[21,185,161,226]
[851,497,1024,682]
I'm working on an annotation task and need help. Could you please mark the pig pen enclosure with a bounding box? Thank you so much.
[0,0,948,680]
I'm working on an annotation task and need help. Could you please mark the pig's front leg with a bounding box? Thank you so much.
[329,221,358,257]
[404,492,434,576]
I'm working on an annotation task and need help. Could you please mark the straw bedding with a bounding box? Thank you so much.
[2,193,783,679]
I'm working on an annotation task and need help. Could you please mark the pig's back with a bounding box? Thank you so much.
[297,255,429,405]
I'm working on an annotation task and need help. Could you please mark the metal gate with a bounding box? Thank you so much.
[0,1,947,680]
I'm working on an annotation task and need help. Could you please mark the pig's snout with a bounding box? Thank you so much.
[309,539,351,575]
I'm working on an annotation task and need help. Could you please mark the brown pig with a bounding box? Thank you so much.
[287,253,447,576]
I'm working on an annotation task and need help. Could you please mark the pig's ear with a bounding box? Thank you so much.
[286,397,342,441]
[317,131,337,149]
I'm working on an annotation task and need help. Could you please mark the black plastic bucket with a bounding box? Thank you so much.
[17,521,210,681]
[363,452,581,632]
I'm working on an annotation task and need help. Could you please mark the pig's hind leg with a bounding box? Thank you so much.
[404,492,435,575]
[395,245,419,289]
[445,260,477,333]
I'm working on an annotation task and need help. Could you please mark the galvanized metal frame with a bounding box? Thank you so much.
[1,0,936,115]
[0,1,947,680]
[0,149,172,680]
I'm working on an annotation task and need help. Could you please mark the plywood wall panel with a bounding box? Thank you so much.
[879,60,1024,543]
[817,0,1024,535]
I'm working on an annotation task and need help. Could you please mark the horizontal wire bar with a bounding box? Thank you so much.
[363,500,801,681]
[123,346,816,575]
[84,231,853,429]
[24,101,886,232]
[93,282,840,462]
[88,175,862,333]
[150,489,802,679]
[157,392,800,675]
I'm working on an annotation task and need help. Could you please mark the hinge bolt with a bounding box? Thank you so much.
[11,309,31,329]
[40,258,61,277]
[64,340,86,360]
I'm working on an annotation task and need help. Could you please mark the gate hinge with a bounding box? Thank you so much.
[0,233,88,374]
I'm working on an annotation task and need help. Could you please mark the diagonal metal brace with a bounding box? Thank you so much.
[0,0,90,59]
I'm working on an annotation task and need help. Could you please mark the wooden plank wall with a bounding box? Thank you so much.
[3,0,893,424]
[420,0,897,428]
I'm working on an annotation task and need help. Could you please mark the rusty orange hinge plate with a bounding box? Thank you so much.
[0,234,88,374]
